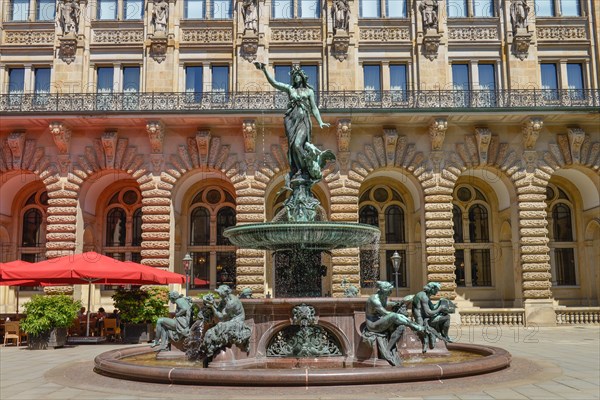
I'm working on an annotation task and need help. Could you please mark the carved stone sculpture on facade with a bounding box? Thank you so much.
[332,0,350,34]
[151,291,193,351]
[57,0,80,36]
[362,281,424,366]
[241,0,258,34]
[510,0,529,31]
[419,0,438,32]
[152,0,169,34]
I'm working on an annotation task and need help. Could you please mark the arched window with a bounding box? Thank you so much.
[187,185,236,289]
[453,185,492,287]
[190,207,210,246]
[102,187,143,265]
[385,205,405,244]
[132,208,143,246]
[106,208,126,247]
[22,209,43,247]
[468,204,489,242]
[217,207,236,245]
[547,184,577,286]
[359,185,408,289]
[19,189,48,264]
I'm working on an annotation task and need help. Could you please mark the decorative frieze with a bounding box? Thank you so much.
[475,128,492,165]
[567,128,585,164]
[93,29,143,43]
[429,118,447,151]
[146,121,165,154]
[181,28,233,43]
[359,27,409,41]
[49,122,72,155]
[4,30,54,45]
[271,28,321,42]
[242,120,257,153]
[101,130,118,168]
[448,27,498,40]
[537,26,587,40]
[522,118,544,150]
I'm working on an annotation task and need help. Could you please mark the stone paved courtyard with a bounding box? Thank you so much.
[1,326,598,400]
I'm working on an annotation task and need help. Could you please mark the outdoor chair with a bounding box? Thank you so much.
[3,321,20,346]
[102,318,121,341]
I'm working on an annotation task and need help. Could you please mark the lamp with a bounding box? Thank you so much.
[183,253,192,296]
[391,251,402,298]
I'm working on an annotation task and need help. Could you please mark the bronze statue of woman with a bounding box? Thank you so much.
[254,62,333,183]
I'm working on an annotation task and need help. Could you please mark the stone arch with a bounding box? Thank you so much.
[0,134,61,259]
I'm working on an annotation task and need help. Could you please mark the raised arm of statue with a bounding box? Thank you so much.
[253,62,291,93]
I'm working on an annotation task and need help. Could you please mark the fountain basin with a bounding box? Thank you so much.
[94,298,511,386]
[223,222,381,251]
[94,343,510,386]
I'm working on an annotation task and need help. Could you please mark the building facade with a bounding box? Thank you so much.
[1,0,599,323]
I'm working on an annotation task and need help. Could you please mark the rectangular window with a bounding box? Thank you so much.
[34,68,51,93]
[452,64,470,107]
[212,65,229,95]
[191,252,210,289]
[386,0,407,17]
[447,0,467,17]
[124,0,144,19]
[299,0,319,18]
[567,63,584,99]
[454,249,465,287]
[540,63,559,101]
[560,0,580,16]
[37,0,56,20]
[8,68,25,93]
[97,67,114,92]
[471,249,492,286]
[185,0,205,18]
[185,66,203,102]
[474,0,494,17]
[213,0,232,19]
[123,67,140,92]
[363,64,381,101]
[390,64,407,101]
[301,64,318,94]
[217,252,236,288]
[478,64,496,106]
[452,64,470,89]
[555,248,576,285]
[360,0,381,17]
[535,0,555,16]
[272,0,293,18]
[98,0,118,19]
[11,0,29,21]
[274,65,292,85]
[385,250,407,288]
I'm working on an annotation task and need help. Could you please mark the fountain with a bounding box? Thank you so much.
[94,64,511,385]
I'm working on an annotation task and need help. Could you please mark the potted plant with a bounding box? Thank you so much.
[112,286,169,343]
[21,294,81,349]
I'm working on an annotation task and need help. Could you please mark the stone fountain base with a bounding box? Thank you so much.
[94,298,511,386]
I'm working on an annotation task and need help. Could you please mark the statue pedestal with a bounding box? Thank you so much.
[398,329,450,358]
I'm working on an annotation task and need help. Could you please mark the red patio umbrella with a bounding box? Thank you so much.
[2,252,185,336]
[0,260,41,318]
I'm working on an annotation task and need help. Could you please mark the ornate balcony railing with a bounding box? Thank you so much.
[1,89,599,114]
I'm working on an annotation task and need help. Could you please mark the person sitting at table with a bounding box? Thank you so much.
[77,306,86,320]
[95,307,107,334]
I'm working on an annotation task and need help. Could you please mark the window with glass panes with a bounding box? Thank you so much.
[18,189,48,290]
[359,185,408,289]
[183,0,233,18]
[11,0,29,21]
[535,0,580,17]
[390,64,407,101]
[546,183,577,286]
[185,66,203,102]
[447,0,494,17]
[359,0,407,17]
[102,187,143,289]
[452,64,470,107]
[567,63,584,100]
[8,68,25,94]
[211,66,229,101]
[540,63,559,100]
[187,186,237,290]
[453,185,493,287]
[363,64,381,101]
[272,0,319,19]
[273,64,318,92]
[37,0,56,20]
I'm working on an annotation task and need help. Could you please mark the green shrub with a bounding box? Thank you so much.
[112,286,169,324]
[21,295,81,336]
